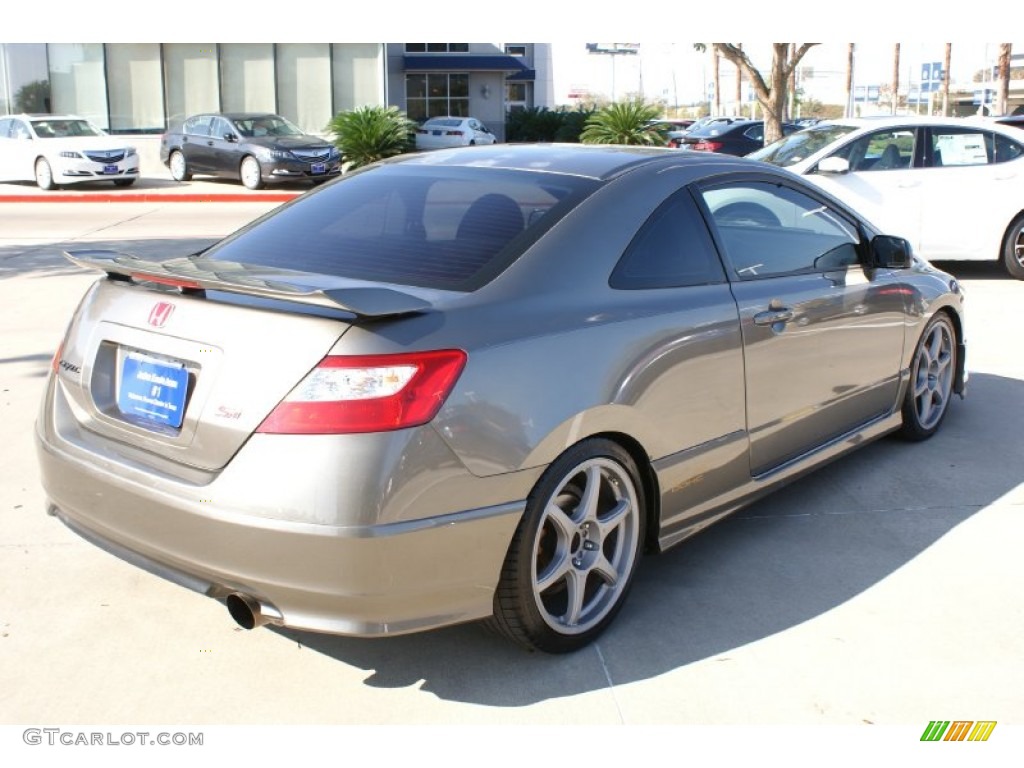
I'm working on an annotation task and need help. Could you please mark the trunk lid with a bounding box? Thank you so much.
[53,250,432,472]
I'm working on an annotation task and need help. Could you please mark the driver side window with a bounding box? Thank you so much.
[701,180,861,278]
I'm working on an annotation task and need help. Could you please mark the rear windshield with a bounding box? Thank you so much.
[203,165,599,291]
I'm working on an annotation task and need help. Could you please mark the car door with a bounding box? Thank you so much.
[916,125,1024,261]
[808,126,924,250]
[180,115,215,172]
[207,117,241,176]
[696,176,907,476]
[1,118,35,180]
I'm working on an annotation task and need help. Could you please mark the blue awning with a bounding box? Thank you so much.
[403,55,531,75]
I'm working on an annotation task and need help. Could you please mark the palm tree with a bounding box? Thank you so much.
[845,44,855,118]
[326,105,414,170]
[941,44,952,116]
[997,44,1013,115]
[891,44,901,115]
[579,101,664,145]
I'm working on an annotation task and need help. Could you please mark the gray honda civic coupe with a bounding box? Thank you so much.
[35,143,966,653]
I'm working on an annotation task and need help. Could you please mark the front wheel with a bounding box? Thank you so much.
[1002,213,1024,280]
[112,178,136,188]
[900,313,956,441]
[240,156,264,190]
[35,158,56,190]
[489,438,646,653]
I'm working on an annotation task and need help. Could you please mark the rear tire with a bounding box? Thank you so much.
[488,438,646,653]
[899,313,956,441]
[169,150,191,182]
[1002,213,1024,280]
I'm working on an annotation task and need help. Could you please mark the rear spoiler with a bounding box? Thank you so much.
[63,249,432,319]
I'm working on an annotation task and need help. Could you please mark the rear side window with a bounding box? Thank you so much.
[203,166,599,291]
[611,192,725,289]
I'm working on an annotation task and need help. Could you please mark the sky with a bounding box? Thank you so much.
[549,43,1008,108]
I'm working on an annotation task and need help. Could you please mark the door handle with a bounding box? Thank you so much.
[206,140,214,146]
[753,308,794,326]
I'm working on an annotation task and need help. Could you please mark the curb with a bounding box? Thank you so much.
[0,192,303,203]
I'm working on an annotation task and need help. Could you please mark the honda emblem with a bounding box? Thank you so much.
[148,301,175,328]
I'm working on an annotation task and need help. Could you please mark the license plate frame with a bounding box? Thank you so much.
[102,165,119,174]
[310,162,326,175]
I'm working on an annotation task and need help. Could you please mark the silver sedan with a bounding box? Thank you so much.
[36,144,966,653]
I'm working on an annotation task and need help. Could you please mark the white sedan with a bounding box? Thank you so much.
[414,117,497,150]
[749,116,1024,278]
[0,114,139,190]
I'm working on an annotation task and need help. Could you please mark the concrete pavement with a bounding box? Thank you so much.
[0,203,1021,762]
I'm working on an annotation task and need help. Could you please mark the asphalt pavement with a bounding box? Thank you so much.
[0,200,1021,765]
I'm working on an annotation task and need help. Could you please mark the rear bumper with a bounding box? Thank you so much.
[36,426,524,635]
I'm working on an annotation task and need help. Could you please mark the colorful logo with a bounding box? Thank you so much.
[921,721,997,742]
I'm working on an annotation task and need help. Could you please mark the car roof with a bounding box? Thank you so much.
[386,142,761,181]
[808,114,1024,139]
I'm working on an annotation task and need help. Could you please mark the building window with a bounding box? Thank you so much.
[220,43,276,115]
[406,73,469,122]
[405,44,470,53]
[275,43,331,134]
[505,45,527,57]
[164,44,219,123]
[47,44,106,127]
[105,44,164,132]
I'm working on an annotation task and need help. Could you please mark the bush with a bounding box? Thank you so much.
[580,101,666,146]
[326,105,414,170]
[506,106,597,144]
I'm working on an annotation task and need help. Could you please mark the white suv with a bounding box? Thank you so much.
[0,114,139,190]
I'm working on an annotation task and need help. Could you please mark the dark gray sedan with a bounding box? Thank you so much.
[36,144,965,653]
[159,112,341,189]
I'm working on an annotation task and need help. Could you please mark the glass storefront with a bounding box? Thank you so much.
[0,43,384,135]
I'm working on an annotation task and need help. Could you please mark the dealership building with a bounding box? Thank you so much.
[0,43,554,142]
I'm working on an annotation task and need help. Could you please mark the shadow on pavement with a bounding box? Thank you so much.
[278,371,1021,706]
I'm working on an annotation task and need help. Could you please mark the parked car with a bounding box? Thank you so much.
[159,112,342,190]
[0,114,139,190]
[678,119,802,155]
[38,144,966,653]
[648,118,696,147]
[749,116,1024,278]
[414,116,497,150]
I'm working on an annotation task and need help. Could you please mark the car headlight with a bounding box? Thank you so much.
[59,151,82,159]
[125,147,137,158]
[328,146,341,159]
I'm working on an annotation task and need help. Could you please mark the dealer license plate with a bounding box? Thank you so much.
[117,353,188,429]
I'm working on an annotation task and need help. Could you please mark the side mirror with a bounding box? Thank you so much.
[817,156,850,174]
[224,133,237,142]
[871,235,912,269]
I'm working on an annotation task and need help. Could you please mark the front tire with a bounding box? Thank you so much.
[112,178,136,188]
[168,150,191,182]
[240,156,264,190]
[489,438,646,653]
[900,313,956,441]
[35,158,56,190]
[1002,213,1024,280]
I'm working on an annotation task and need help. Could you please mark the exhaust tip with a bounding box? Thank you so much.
[226,592,264,630]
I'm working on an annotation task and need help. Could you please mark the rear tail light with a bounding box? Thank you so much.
[692,141,724,152]
[256,350,467,435]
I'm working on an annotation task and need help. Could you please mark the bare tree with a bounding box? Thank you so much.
[712,43,819,145]
[891,44,901,115]
[788,43,798,120]
[941,43,952,116]
[997,43,1013,115]
[845,44,855,118]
